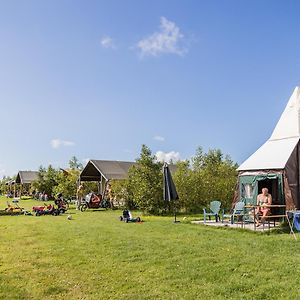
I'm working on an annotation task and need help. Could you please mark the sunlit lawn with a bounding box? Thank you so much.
[1,196,300,299]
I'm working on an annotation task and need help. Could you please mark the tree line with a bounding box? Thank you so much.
[111,145,238,214]
[0,157,97,199]
[0,147,238,214]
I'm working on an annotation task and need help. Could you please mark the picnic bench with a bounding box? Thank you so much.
[244,204,286,231]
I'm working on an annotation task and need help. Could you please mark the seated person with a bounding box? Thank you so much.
[255,187,272,226]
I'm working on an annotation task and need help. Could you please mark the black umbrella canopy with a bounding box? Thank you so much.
[163,162,179,201]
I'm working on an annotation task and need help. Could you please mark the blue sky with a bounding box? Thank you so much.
[1,0,300,176]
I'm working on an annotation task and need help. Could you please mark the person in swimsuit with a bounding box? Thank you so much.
[255,187,272,226]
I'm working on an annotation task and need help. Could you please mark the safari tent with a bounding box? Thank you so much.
[79,160,136,194]
[79,159,177,201]
[236,87,300,210]
[15,171,39,196]
[15,171,39,185]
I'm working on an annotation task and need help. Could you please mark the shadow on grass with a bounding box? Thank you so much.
[267,221,297,235]
[43,286,68,296]
[81,209,108,213]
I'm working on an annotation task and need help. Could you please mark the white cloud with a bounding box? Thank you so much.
[50,139,75,149]
[155,150,180,163]
[101,36,116,49]
[137,17,186,57]
[153,135,165,142]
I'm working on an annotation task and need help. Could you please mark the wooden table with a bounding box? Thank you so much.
[244,204,286,231]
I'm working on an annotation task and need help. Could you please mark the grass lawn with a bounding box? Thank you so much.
[1,196,300,299]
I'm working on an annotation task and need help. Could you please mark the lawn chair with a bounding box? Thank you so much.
[222,201,245,224]
[203,200,221,223]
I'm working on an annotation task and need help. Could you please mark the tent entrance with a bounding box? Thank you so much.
[239,172,285,215]
[257,178,284,215]
[240,174,284,202]
[257,179,278,203]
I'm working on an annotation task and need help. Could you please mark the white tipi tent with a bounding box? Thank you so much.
[236,87,300,210]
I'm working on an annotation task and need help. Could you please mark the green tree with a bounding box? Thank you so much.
[69,156,83,170]
[0,175,14,196]
[192,148,238,208]
[191,146,205,171]
[128,145,163,214]
[53,169,80,199]
[173,160,191,212]
[32,165,59,198]
[174,147,238,212]
[110,179,134,208]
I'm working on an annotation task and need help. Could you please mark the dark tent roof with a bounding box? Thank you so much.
[80,159,177,182]
[15,171,39,184]
[80,160,136,181]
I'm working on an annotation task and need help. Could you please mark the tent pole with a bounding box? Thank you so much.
[99,176,103,195]
[103,180,108,199]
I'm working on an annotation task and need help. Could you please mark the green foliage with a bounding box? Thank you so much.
[31,157,88,199]
[128,145,164,214]
[0,176,15,195]
[107,145,238,214]
[0,196,300,300]
[191,146,205,171]
[174,147,238,212]
[32,165,60,198]
[53,169,80,199]
[173,160,193,211]
[68,156,83,170]
[81,181,99,194]
[110,179,134,208]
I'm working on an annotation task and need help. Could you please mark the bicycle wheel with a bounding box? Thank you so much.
[80,204,87,212]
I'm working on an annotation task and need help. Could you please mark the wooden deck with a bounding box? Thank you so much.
[191,220,280,231]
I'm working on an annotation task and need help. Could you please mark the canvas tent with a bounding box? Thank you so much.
[15,171,39,185]
[236,87,300,211]
[15,171,39,196]
[79,160,136,194]
[80,159,177,197]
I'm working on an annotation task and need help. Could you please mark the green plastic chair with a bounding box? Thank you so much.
[203,200,221,223]
[222,201,245,224]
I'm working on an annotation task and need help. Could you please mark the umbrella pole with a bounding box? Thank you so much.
[173,200,179,223]
[174,202,176,223]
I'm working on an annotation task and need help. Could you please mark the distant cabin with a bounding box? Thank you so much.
[15,170,39,196]
[79,159,176,205]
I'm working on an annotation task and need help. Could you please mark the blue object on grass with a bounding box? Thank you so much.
[293,213,300,231]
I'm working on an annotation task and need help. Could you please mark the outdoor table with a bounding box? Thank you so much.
[244,204,286,231]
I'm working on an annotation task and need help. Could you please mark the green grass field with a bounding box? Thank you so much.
[1,196,300,299]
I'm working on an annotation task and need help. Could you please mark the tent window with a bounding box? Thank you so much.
[242,183,254,198]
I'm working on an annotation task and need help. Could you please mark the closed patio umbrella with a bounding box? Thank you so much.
[163,162,179,222]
